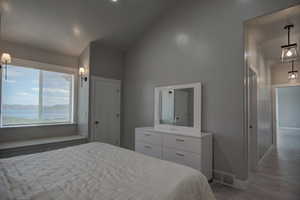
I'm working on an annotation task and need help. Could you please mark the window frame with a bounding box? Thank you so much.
[0,58,78,128]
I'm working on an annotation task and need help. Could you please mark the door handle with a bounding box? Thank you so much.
[95,121,100,125]
[249,125,253,129]
[176,152,185,157]
[176,138,185,142]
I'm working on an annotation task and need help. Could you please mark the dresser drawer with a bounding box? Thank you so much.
[135,130,162,146]
[163,147,201,170]
[163,134,201,154]
[135,142,162,159]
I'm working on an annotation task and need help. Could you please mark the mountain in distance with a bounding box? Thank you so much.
[3,104,69,110]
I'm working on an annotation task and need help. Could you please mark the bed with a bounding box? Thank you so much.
[0,142,215,200]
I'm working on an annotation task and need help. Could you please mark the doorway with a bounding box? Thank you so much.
[272,84,300,147]
[91,76,121,146]
[244,4,300,178]
[248,68,258,172]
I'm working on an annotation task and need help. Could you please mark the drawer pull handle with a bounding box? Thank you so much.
[176,138,185,142]
[176,152,185,157]
[144,145,152,149]
[144,134,151,136]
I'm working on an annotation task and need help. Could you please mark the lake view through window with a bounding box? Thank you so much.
[1,65,74,126]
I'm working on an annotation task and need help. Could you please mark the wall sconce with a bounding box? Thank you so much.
[0,52,12,80]
[79,67,88,87]
[1,13,12,80]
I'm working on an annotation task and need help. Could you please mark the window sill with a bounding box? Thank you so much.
[0,135,87,151]
[0,122,76,129]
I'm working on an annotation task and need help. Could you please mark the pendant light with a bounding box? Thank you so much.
[281,24,298,63]
[288,61,298,81]
[0,13,12,80]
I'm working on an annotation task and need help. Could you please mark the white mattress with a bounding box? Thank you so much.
[0,142,215,200]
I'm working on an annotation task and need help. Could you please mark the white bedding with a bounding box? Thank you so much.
[0,142,215,200]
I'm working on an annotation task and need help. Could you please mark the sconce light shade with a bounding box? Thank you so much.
[1,53,12,80]
[1,53,12,64]
[79,67,85,76]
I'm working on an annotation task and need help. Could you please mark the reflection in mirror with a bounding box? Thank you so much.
[174,88,194,127]
[159,89,175,125]
[159,88,194,127]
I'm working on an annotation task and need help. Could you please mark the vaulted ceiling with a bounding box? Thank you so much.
[0,0,177,56]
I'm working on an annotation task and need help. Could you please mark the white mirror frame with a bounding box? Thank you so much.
[154,82,202,133]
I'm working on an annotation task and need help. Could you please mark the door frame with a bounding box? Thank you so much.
[272,83,300,148]
[90,76,121,142]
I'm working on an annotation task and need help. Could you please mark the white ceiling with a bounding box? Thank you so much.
[0,0,177,56]
[248,5,300,63]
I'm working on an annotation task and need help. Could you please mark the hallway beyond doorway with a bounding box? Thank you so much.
[212,129,300,199]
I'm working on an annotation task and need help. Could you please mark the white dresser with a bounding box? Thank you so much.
[135,127,212,180]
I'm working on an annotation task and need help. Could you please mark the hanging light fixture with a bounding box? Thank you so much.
[281,24,298,63]
[288,61,298,81]
[0,13,12,80]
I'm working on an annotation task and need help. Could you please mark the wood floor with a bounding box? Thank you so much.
[211,129,300,200]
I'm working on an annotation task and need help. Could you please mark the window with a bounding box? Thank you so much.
[1,63,74,127]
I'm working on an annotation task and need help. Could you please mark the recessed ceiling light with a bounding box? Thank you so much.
[1,1,11,12]
[175,33,190,46]
[110,0,118,2]
[72,26,81,37]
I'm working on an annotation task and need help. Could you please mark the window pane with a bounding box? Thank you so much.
[41,71,73,123]
[1,64,74,127]
[1,65,40,125]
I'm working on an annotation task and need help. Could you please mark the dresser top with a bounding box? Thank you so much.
[135,127,211,138]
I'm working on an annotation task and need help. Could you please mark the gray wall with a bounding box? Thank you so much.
[122,0,299,180]
[90,42,124,80]
[0,40,78,68]
[278,87,300,129]
[0,40,79,143]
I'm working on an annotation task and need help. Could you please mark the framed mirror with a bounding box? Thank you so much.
[154,82,201,133]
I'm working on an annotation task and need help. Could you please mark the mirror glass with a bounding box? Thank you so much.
[159,88,194,127]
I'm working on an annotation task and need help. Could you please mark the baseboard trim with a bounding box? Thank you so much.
[233,178,248,190]
[213,170,248,190]
[279,127,300,131]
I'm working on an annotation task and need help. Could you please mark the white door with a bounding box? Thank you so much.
[92,77,121,146]
[248,69,258,171]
